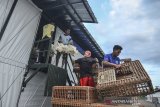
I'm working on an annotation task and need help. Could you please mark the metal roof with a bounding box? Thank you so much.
[61,0,98,23]
[32,0,97,23]
[62,8,104,59]
[32,0,104,59]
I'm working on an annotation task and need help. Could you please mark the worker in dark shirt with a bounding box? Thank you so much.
[75,50,98,87]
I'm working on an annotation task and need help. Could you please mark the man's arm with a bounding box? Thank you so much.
[103,54,121,68]
[103,61,121,68]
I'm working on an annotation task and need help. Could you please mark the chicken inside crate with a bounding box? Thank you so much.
[96,60,154,98]
[52,86,97,104]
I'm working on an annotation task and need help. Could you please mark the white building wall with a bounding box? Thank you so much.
[0,0,41,107]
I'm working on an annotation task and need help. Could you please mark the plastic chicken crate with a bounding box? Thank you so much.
[52,86,97,104]
[96,60,154,97]
[116,65,133,77]
[97,68,116,84]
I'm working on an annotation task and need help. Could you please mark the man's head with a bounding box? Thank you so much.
[112,45,123,57]
[84,50,91,57]
[64,28,70,36]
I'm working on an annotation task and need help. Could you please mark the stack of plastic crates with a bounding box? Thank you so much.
[96,60,154,97]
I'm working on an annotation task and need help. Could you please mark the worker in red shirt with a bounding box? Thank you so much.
[74,50,98,87]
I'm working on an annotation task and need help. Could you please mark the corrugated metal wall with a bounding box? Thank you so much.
[0,0,14,31]
[0,0,41,107]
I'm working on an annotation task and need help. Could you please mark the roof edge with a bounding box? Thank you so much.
[82,0,98,23]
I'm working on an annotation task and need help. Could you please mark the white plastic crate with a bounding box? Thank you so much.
[97,68,116,84]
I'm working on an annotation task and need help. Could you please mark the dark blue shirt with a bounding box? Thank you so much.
[104,53,120,64]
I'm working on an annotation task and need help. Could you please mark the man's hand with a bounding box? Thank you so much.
[114,64,121,69]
